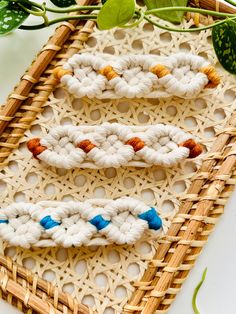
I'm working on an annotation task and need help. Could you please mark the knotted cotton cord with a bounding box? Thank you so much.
[0,198,164,248]
[27,123,203,169]
[54,53,220,99]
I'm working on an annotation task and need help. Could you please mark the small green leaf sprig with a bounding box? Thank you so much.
[192,268,207,314]
[0,0,236,75]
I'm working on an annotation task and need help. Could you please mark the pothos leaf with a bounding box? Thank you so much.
[97,0,135,30]
[0,2,29,35]
[0,1,8,10]
[144,0,188,23]
[50,0,76,8]
[212,19,236,75]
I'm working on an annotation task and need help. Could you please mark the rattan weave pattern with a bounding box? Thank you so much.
[0,8,236,314]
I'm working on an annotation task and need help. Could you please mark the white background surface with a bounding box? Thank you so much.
[1,2,236,314]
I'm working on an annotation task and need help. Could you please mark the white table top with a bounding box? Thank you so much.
[1,3,236,313]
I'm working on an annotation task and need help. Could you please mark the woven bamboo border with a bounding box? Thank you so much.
[1,1,236,313]
[0,0,95,166]
[191,0,236,14]
[124,120,236,313]
[0,254,93,314]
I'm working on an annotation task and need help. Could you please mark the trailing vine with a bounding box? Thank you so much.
[0,0,236,74]
[192,268,208,314]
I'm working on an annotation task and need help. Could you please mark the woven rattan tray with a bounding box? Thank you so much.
[1,1,236,313]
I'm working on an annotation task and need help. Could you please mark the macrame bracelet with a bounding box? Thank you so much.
[0,198,163,248]
[27,123,203,169]
[53,53,220,99]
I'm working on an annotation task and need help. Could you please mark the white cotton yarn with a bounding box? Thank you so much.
[27,123,202,169]
[59,53,219,99]
[0,198,164,248]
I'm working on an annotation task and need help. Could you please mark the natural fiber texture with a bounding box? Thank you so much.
[27,123,202,169]
[0,198,163,248]
[190,0,236,14]
[56,52,220,99]
[186,1,236,27]
[0,254,92,314]
[1,12,236,314]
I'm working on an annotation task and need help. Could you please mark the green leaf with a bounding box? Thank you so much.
[97,0,135,30]
[225,0,236,7]
[144,0,188,23]
[212,19,236,75]
[0,1,8,10]
[50,0,76,8]
[0,2,29,35]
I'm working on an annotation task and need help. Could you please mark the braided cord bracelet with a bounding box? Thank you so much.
[27,123,203,169]
[54,53,220,99]
[0,198,164,248]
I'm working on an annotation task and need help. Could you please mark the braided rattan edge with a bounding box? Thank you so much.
[0,0,95,166]
[124,117,236,312]
[0,254,94,314]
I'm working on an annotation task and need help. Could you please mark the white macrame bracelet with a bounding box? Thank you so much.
[27,123,203,169]
[53,53,220,99]
[0,198,163,248]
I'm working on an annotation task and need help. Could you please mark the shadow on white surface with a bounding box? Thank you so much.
[0,299,22,314]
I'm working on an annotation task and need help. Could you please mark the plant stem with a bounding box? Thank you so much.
[18,3,45,16]
[17,3,236,33]
[47,14,97,25]
[144,15,236,32]
[225,0,236,7]
[45,5,102,13]
[19,14,97,30]
[19,23,48,30]
[192,268,207,314]
[18,2,49,25]
[120,9,144,28]
[145,6,236,18]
